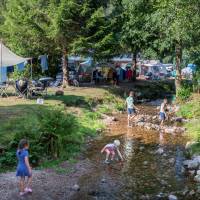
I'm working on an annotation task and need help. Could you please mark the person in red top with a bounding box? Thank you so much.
[127,68,133,81]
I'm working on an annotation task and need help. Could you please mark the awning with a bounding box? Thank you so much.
[0,42,30,67]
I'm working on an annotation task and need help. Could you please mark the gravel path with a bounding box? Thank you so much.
[0,159,92,200]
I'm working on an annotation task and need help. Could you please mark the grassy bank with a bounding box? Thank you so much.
[177,94,200,154]
[0,87,124,172]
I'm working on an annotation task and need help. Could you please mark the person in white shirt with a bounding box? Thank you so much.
[159,98,168,126]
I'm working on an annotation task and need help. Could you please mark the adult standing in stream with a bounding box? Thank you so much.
[126,91,139,127]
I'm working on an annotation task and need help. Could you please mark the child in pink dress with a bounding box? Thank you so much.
[101,140,123,164]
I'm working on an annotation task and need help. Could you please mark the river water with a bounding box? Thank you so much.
[70,105,197,200]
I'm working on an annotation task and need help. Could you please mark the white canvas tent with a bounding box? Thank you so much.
[0,41,31,82]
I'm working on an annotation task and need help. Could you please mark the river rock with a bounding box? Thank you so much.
[169,158,175,165]
[72,184,80,191]
[181,166,186,174]
[164,127,175,134]
[137,116,145,122]
[188,160,199,169]
[101,178,106,183]
[193,155,200,164]
[168,194,178,200]
[152,115,157,120]
[194,174,200,182]
[139,146,145,151]
[183,160,199,169]
[111,117,118,121]
[188,170,195,176]
[185,141,197,150]
[172,117,183,123]
[189,190,195,196]
[143,161,148,165]
[156,148,164,155]
[182,187,189,196]
[144,123,152,130]
[151,124,160,131]
[137,122,145,127]
[183,160,190,166]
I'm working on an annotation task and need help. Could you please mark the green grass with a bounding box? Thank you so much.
[0,87,124,172]
[178,94,200,154]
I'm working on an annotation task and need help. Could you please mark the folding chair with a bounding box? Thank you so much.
[31,81,47,97]
[0,82,8,97]
[15,80,29,98]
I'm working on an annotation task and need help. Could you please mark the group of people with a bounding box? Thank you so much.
[16,91,170,196]
[92,65,134,86]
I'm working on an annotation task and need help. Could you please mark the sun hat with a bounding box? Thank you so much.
[114,139,120,146]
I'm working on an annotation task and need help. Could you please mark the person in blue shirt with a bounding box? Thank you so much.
[126,91,139,127]
[16,139,32,196]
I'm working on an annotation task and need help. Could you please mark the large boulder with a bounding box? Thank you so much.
[164,127,175,134]
[187,160,199,169]
[185,141,197,150]
[137,122,145,127]
[192,156,200,165]
[194,174,200,182]
[168,194,178,200]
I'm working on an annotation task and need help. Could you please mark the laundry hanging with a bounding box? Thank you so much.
[17,62,25,71]
[39,55,48,72]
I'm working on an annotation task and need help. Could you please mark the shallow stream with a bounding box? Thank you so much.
[70,105,197,200]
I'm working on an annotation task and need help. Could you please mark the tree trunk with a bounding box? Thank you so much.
[62,49,69,88]
[175,43,182,93]
[132,53,137,81]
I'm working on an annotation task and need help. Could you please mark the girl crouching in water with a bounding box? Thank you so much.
[16,139,32,196]
[101,140,123,164]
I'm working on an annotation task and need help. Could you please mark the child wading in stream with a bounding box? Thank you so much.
[16,139,32,196]
[126,91,139,127]
[159,98,168,126]
[101,140,123,164]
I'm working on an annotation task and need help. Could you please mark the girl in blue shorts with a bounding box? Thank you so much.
[126,91,139,127]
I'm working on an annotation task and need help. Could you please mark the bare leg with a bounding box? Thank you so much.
[128,115,131,126]
[26,176,32,189]
[105,150,110,161]
[130,113,136,120]
[19,177,25,193]
[111,152,115,161]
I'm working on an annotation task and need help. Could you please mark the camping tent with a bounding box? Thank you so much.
[0,42,31,82]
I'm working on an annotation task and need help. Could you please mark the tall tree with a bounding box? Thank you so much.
[1,0,82,87]
[72,0,123,61]
[152,0,200,90]
[121,0,158,81]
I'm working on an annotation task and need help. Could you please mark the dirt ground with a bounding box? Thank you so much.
[0,158,93,200]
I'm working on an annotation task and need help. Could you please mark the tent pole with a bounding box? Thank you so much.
[31,58,33,80]
[0,40,3,83]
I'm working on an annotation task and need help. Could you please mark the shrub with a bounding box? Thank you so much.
[177,87,191,101]
[0,107,81,168]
